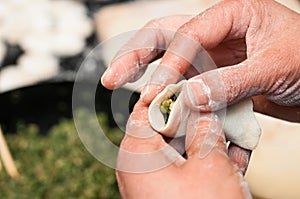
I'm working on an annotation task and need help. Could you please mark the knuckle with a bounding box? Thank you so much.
[176,22,201,43]
[144,18,162,28]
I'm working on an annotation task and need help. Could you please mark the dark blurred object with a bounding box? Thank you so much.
[0,81,140,134]
[0,82,112,134]
[85,0,134,16]
[0,43,24,68]
[0,83,75,134]
[0,0,138,134]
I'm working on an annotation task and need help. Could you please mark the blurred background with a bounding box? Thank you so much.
[0,0,133,198]
[1,0,300,198]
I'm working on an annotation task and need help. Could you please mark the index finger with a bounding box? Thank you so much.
[101,15,193,90]
[140,0,252,104]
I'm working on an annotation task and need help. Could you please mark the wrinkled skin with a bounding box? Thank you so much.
[117,101,249,199]
[101,0,300,198]
[102,0,300,122]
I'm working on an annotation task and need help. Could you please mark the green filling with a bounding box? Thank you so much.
[160,94,178,123]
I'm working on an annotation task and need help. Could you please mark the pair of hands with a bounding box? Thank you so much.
[101,0,300,198]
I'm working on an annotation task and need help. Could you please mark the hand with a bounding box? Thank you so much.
[116,101,251,199]
[101,0,300,122]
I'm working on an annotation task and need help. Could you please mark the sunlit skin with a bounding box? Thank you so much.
[101,0,300,198]
[117,101,249,199]
[102,0,300,122]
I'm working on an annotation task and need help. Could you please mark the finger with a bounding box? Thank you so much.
[141,0,252,103]
[117,100,185,173]
[101,15,193,90]
[228,143,251,175]
[139,38,248,104]
[207,38,247,67]
[183,43,300,111]
[182,38,247,78]
[140,36,220,104]
[185,112,227,159]
[184,111,251,198]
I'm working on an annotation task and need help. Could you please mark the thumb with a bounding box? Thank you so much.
[182,60,272,111]
[185,112,252,175]
[185,112,227,159]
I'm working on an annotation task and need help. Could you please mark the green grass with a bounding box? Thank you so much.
[0,113,123,199]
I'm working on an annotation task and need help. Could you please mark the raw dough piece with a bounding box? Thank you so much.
[222,99,262,150]
[148,80,190,138]
[148,81,261,150]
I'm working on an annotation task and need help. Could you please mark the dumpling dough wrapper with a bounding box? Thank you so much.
[148,80,261,150]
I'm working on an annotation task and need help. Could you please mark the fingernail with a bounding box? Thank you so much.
[126,119,156,138]
[100,69,109,85]
[140,84,154,104]
[101,68,120,89]
[141,83,165,104]
[101,67,123,89]
[140,84,150,102]
[183,79,210,111]
[228,144,251,175]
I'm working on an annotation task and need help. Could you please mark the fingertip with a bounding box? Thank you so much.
[228,143,251,175]
[140,85,150,104]
[185,112,227,159]
[184,69,232,112]
[101,60,130,89]
[140,83,165,104]
[140,93,151,105]
[101,70,121,90]
[183,78,211,111]
[100,70,111,89]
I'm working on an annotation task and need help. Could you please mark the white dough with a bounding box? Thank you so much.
[20,33,54,54]
[0,65,44,92]
[0,0,92,55]
[0,53,59,92]
[17,53,59,77]
[50,33,86,56]
[148,80,190,138]
[222,99,261,150]
[148,81,261,150]
[0,66,20,92]
[56,15,94,38]
[0,0,93,93]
